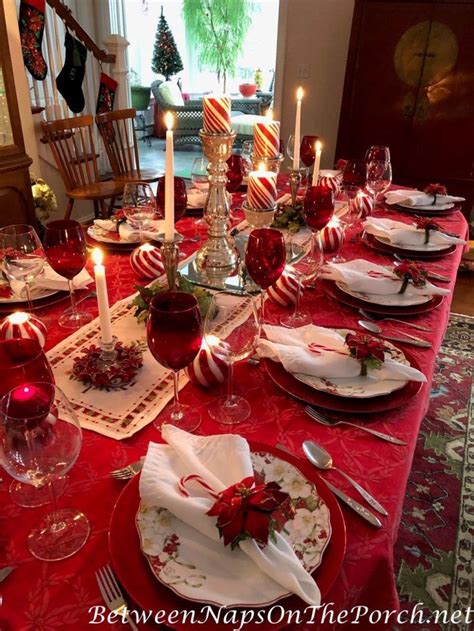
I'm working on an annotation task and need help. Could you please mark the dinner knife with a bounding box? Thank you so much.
[0,566,13,583]
[377,333,432,348]
[426,272,451,283]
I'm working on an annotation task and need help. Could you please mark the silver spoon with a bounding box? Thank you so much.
[303,440,387,516]
[358,309,434,332]
[358,319,431,348]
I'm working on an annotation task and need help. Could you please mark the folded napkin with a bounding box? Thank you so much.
[258,324,426,382]
[94,219,164,242]
[187,187,208,209]
[385,189,464,210]
[140,425,321,606]
[320,169,342,180]
[9,266,92,298]
[321,259,449,297]
[364,217,466,247]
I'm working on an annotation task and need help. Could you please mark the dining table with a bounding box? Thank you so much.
[0,177,469,631]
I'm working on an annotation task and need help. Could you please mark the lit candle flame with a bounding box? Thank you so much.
[8,311,29,325]
[140,243,155,252]
[164,112,173,131]
[296,86,304,101]
[92,248,103,266]
[258,161,266,172]
[205,334,220,349]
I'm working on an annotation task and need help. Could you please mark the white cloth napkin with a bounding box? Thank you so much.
[93,219,164,242]
[385,189,464,210]
[321,259,449,297]
[364,217,466,247]
[139,425,321,606]
[10,266,92,298]
[187,187,207,208]
[258,324,426,382]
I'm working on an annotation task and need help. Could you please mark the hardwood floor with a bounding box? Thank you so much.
[452,271,474,316]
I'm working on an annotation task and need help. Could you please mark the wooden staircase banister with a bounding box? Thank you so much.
[46,0,116,64]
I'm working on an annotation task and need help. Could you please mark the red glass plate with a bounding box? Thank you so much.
[320,279,444,316]
[363,233,456,260]
[263,355,424,414]
[108,441,346,631]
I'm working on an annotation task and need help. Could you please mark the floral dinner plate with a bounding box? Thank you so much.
[335,281,432,307]
[374,235,453,253]
[136,451,332,608]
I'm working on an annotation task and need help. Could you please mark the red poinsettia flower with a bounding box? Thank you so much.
[207,476,290,549]
[424,183,447,197]
[414,217,441,244]
[345,333,387,363]
[394,260,427,289]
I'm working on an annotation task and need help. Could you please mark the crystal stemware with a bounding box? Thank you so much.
[245,228,286,324]
[241,140,253,173]
[226,154,246,193]
[0,383,90,561]
[157,176,187,221]
[147,291,202,433]
[365,145,391,165]
[337,185,361,261]
[366,160,393,206]
[0,225,46,312]
[204,292,260,425]
[43,220,92,329]
[122,182,156,243]
[342,160,368,188]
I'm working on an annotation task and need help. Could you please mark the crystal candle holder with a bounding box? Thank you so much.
[250,152,284,175]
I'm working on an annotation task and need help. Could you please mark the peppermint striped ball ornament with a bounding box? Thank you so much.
[352,192,374,219]
[0,312,47,348]
[247,171,277,209]
[267,269,304,307]
[319,175,340,195]
[253,121,280,158]
[186,339,229,388]
[130,244,165,280]
[320,223,345,254]
[203,96,232,134]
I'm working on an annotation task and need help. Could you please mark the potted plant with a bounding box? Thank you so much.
[129,69,151,111]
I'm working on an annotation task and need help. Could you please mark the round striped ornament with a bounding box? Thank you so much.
[267,269,303,307]
[130,244,165,280]
[186,341,229,388]
[352,192,374,219]
[203,96,232,134]
[320,223,344,254]
[0,312,47,348]
[247,171,277,209]
[319,175,340,195]
[253,121,280,158]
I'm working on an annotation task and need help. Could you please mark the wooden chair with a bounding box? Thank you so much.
[96,108,162,184]
[41,115,124,220]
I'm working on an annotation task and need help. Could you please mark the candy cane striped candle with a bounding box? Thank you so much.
[247,163,277,209]
[203,96,232,134]
[253,111,280,158]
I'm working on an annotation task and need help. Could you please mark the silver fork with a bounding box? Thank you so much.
[96,565,138,631]
[359,309,434,332]
[304,406,407,445]
[110,458,144,481]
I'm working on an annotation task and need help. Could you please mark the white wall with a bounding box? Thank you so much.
[274,0,355,168]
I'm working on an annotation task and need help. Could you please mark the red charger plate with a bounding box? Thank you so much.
[320,279,444,316]
[363,233,456,260]
[108,441,346,631]
[263,356,424,414]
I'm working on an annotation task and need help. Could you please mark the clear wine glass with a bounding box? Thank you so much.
[366,160,392,205]
[204,292,260,425]
[43,220,92,329]
[337,185,361,261]
[241,140,254,174]
[122,182,156,243]
[365,145,391,165]
[191,156,209,230]
[147,291,203,433]
[0,383,90,561]
[286,134,295,161]
[0,225,46,312]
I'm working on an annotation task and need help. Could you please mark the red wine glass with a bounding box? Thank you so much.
[0,338,62,508]
[147,291,202,432]
[303,185,335,233]
[226,154,246,193]
[300,135,319,181]
[342,160,368,188]
[157,176,188,221]
[245,228,286,323]
[43,220,92,329]
[0,382,90,561]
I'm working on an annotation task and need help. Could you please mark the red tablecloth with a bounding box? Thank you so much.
[0,186,468,631]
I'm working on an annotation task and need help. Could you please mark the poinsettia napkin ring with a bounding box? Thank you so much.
[179,474,291,550]
[414,217,441,244]
[394,260,428,294]
[345,332,388,376]
[424,183,447,204]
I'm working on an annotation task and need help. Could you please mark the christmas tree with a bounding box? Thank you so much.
[151,7,184,80]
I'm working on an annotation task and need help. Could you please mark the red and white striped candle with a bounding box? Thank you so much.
[203,96,232,134]
[0,312,47,348]
[247,164,277,209]
[253,111,280,158]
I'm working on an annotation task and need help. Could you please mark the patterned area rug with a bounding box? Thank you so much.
[394,313,474,630]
